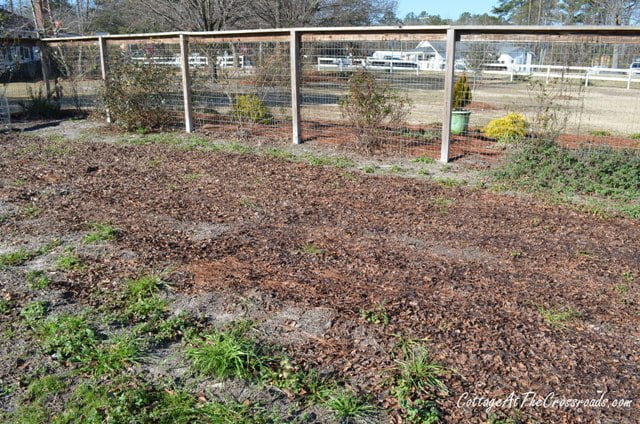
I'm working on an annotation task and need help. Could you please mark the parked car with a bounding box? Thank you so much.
[630,61,640,74]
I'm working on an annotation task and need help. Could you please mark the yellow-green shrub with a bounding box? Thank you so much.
[232,94,272,124]
[483,113,528,143]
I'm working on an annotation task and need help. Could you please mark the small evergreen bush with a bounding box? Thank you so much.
[483,113,528,143]
[452,74,472,110]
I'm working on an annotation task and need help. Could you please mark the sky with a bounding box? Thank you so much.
[397,0,499,20]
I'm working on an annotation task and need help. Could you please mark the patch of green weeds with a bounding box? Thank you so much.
[305,154,354,169]
[0,248,37,269]
[184,172,207,181]
[362,164,380,174]
[264,358,335,402]
[0,214,8,223]
[433,196,453,211]
[239,197,259,209]
[301,244,327,256]
[26,374,65,400]
[324,389,376,423]
[263,148,296,161]
[26,270,51,290]
[436,177,462,188]
[55,248,84,271]
[418,169,431,176]
[0,299,12,314]
[125,274,163,299]
[0,240,60,270]
[89,335,142,376]
[20,301,48,325]
[199,399,274,423]
[126,295,168,323]
[412,156,436,164]
[151,312,196,343]
[538,305,580,329]
[38,314,99,362]
[494,141,640,218]
[589,130,612,137]
[4,402,48,424]
[622,270,636,284]
[389,164,406,174]
[83,223,118,244]
[22,204,42,218]
[12,178,26,187]
[360,303,390,325]
[391,340,450,423]
[184,323,265,380]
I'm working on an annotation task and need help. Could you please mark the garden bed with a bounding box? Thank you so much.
[0,131,638,423]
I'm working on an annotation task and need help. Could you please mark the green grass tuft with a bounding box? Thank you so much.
[324,389,376,423]
[20,301,48,324]
[125,274,163,300]
[83,223,118,244]
[411,156,436,164]
[184,324,264,379]
[26,270,52,290]
[538,305,580,329]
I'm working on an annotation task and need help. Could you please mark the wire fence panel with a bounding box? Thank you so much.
[188,36,292,142]
[300,33,447,159]
[33,27,640,162]
[451,34,640,159]
[0,40,49,112]
[48,40,102,110]
[105,39,185,128]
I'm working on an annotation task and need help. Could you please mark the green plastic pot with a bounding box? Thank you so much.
[451,110,471,135]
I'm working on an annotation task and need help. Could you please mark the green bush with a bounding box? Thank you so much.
[494,140,640,208]
[20,86,61,119]
[452,74,472,110]
[483,113,528,143]
[340,70,412,152]
[232,94,272,124]
[100,56,174,131]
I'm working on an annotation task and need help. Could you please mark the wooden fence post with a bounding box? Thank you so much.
[98,36,111,123]
[179,34,194,133]
[290,30,301,145]
[440,28,458,163]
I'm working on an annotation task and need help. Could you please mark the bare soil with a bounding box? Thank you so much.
[0,132,639,423]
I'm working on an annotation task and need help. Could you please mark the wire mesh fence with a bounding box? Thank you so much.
[49,40,102,110]
[103,38,185,128]
[0,39,48,114]
[300,32,447,158]
[12,26,640,162]
[188,35,292,142]
[451,33,640,159]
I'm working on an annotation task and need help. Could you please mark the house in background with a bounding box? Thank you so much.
[0,7,42,80]
[369,41,534,72]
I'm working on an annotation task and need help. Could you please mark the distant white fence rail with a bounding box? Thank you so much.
[317,56,640,88]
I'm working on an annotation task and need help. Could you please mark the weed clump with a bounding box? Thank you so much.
[494,140,640,218]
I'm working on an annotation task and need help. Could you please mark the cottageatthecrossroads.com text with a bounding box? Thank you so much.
[457,391,633,413]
